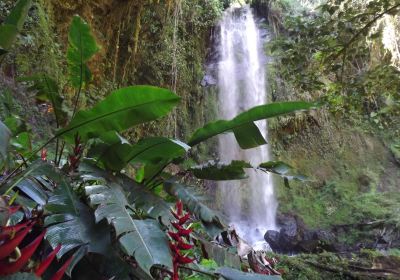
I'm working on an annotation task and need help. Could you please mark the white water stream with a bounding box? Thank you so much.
[216,5,278,245]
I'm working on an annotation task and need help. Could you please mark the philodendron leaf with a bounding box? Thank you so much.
[0,120,11,164]
[67,15,99,88]
[190,160,251,181]
[258,161,308,181]
[188,101,317,148]
[164,181,225,237]
[0,0,32,53]
[217,267,282,279]
[57,86,180,142]
[85,183,173,277]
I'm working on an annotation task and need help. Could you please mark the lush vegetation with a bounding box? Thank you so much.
[0,1,315,279]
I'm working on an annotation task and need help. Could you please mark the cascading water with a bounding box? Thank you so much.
[216,5,278,246]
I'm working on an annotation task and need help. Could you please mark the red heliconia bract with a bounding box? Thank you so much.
[35,244,62,277]
[50,254,74,280]
[0,222,35,259]
[168,200,194,280]
[0,230,46,275]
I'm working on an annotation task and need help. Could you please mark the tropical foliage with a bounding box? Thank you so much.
[0,1,316,279]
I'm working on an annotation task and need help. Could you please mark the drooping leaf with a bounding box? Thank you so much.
[57,86,180,142]
[217,267,282,279]
[164,181,225,237]
[188,101,317,148]
[85,183,173,277]
[190,160,251,181]
[258,161,308,181]
[67,15,99,88]
[10,132,32,156]
[20,75,67,125]
[232,122,267,149]
[0,120,11,164]
[0,0,32,54]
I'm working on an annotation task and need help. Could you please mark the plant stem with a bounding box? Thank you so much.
[178,265,219,279]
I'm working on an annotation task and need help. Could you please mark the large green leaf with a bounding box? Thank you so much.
[89,135,190,172]
[164,181,225,237]
[57,86,180,142]
[67,15,99,88]
[20,74,67,125]
[85,183,173,277]
[45,176,111,276]
[190,160,251,181]
[217,267,282,279]
[79,161,174,225]
[0,0,32,53]
[88,132,133,171]
[188,101,317,148]
[232,122,267,149]
[258,161,308,181]
[0,120,11,164]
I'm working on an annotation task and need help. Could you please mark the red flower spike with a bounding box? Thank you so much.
[177,241,193,250]
[171,221,183,231]
[50,254,74,280]
[168,231,182,242]
[0,229,46,275]
[177,228,192,236]
[178,213,191,225]
[0,222,35,259]
[176,200,183,216]
[0,220,30,240]
[169,243,181,255]
[176,255,194,264]
[41,149,47,161]
[35,244,62,277]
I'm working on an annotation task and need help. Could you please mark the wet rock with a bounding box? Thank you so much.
[264,230,281,252]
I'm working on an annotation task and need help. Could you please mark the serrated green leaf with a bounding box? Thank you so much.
[57,86,180,142]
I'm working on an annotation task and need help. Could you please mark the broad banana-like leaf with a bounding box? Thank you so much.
[79,162,174,225]
[188,101,317,148]
[0,0,32,53]
[67,15,99,88]
[57,86,180,142]
[85,183,173,277]
[45,176,111,276]
[258,161,308,181]
[0,120,11,165]
[88,132,133,171]
[196,237,241,269]
[190,160,251,181]
[1,161,57,207]
[164,181,225,236]
[217,267,282,279]
[20,75,67,125]
[89,135,189,172]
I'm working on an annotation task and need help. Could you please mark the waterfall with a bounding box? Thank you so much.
[216,5,278,245]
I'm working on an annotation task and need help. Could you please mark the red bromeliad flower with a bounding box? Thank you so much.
[168,200,194,280]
